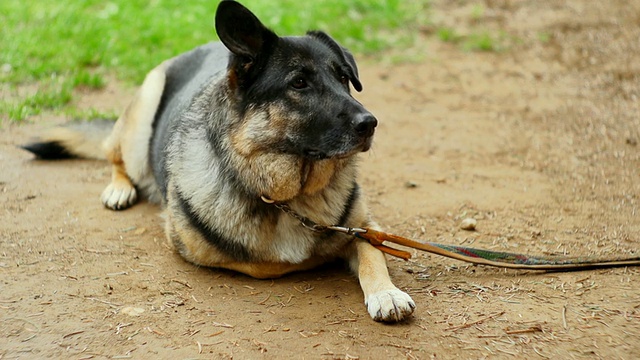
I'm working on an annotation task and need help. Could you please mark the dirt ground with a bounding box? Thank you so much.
[2,1,639,359]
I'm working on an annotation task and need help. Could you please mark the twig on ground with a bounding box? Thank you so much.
[212,322,234,328]
[446,311,505,331]
[62,330,85,339]
[504,324,543,335]
[171,279,192,289]
[258,292,271,305]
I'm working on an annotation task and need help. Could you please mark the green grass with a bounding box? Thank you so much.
[470,4,485,20]
[436,27,509,52]
[0,0,429,122]
[65,107,120,122]
[2,82,73,122]
[434,4,518,53]
[462,32,500,52]
[436,27,462,43]
[537,32,551,44]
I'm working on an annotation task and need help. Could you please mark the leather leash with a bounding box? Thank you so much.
[261,197,640,270]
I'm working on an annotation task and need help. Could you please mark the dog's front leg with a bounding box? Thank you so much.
[350,239,415,322]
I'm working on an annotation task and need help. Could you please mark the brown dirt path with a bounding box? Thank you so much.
[2,1,639,358]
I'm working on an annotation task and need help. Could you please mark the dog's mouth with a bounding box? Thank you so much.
[302,136,373,161]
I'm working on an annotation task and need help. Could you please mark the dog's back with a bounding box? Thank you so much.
[149,42,229,199]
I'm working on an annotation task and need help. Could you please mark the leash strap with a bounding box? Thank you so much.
[261,197,640,270]
[356,227,640,270]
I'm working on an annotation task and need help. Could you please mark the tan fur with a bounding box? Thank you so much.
[300,159,338,195]
[101,59,174,209]
[164,183,230,266]
[39,126,109,160]
[218,258,329,279]
[228,104,348,200]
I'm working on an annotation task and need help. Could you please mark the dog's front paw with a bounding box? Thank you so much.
[101,183,137,210]
[366,288,415,322]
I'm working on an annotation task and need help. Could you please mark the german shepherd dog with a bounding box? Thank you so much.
[22,0,415,322]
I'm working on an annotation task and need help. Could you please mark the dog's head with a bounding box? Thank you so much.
[216,0,377,162]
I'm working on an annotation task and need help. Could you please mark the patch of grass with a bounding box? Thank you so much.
[463,32,498,52]
[537,32,551,44]
[64,107,119,122]
[1,82,73,122]
[435,27,512,53]
[436,27,462,43]
[72,71,106,90]
[0,0,429,122]
[470,4,485,20]
[432,4,515,53]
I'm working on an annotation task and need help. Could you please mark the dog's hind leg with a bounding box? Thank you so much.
[101,60,171,210]
[101,156,138,210]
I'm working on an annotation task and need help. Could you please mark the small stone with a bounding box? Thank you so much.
[460,218,477,231]
[404,181,418,188]
[121,306,145,317]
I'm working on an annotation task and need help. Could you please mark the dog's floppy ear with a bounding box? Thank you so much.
[341,49,363,92]
[307,31,363,92]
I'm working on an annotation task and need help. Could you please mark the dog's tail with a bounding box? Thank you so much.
[21,119,115,160]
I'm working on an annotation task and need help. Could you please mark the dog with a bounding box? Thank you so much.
[21,0,415,322]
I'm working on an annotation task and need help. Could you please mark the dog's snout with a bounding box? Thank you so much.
[353,113,378,137]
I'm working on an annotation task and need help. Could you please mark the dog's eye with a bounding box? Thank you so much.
[340,75,349,85]
[291,77,308,90]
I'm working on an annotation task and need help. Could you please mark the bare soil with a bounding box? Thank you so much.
[2,1,639,359]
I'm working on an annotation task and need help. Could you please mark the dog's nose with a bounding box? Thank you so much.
[353,113,378,137]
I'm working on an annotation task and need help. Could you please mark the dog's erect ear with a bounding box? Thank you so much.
[215,0,277,62]
[307,31,363,92]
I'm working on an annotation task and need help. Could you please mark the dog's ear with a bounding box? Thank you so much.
[341,49,363,92]
[307,31,363,92]
[215,1,277,63]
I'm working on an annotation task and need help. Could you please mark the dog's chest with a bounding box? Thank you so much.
[264,210,352,263]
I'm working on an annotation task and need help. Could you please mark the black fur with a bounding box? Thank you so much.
[215,0,279,91]
[319,182,361,241]
[337,183,360,227]
[175,187,253,262]
[20,141,75,160]
[306,30,363,92]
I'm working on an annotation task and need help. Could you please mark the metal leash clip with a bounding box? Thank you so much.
[325,225,367,236]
